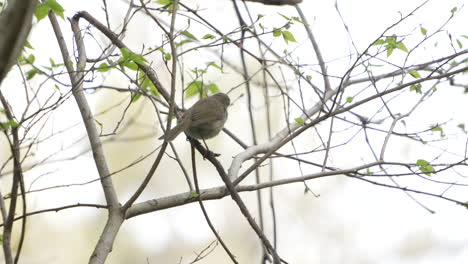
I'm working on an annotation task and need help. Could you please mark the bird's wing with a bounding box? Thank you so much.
[189,99,225,126]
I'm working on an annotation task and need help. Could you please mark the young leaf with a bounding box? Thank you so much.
[420,26,427,36]
[97,63,111,72]
[139,71,159,96]
[292,16,308,25]
[132,93,142,102]
[35,3,50,21]
[47,0,65,19]
[346,97,353,103]
[122,61,138,71]
[409,70,421,79]
[156,0,172,5]
[175,40,193,47]
[294,117,304,126]
[120,48,131,58]
[282,30,297,44]
[207,83,219,93]
[272,28,282,37]
[181,30,198,40]
[416,159,435,176]
[202,34,216,40]
[431,125,445,137]
[396,42,408,53]
[185,81,203,98]
[24,41,34,50]
[456,39,462,49]
[278,13,290,21]
[386,48,394,57]
[0,120,19,131]
[372,39,385,46]
[207,61,222,70]
[26,68,41,80]
[457,123,466,133]
[409,83,422,94]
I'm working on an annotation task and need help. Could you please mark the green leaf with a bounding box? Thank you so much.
[47,0,65,19]
[181,30,198,40]
[386,48,394,57]
[207,61,222,70]
[451,7,457,14]
[202,34,216,40]
[366,168,373,175]
[372,39,385,46]
[272,28,282,37]
[456,39,463,49]
[292,16,308,25]
[156,48,172,61]
[185,81,203,98]
[420,26,427,36]
[120,48,131,58]
[294,117,304,126]
[346,96,353,103]
[35,3,50,21]
[24,41,34,50]
[396,42,408,53]
[120,48,147,66]
[97,63,111,72]
[25,54,35,64]
[49,58,56,67]
[156,0,172,5]
[129,53,147,65]
[416,159,435,176]
[26,68,41,80]
[122,61,138,71]
[132,93,142,102]
[409,83,422,94]
[278,13,290,21]
[0,120,19,131]
[282,30,297,44]
[139,72,159,97]
[431,125,445,137]
[175,40,193,47]
[409,70,421,79]
[207,83,219,93]
[190,192,200,198]
[35,0,65,20]
[457,123,466,133]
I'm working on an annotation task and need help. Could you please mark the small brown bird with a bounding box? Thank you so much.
[159,93,230,141]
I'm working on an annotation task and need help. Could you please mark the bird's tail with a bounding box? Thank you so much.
[158,120,188,141]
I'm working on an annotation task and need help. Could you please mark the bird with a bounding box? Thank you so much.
[159,93,230,141]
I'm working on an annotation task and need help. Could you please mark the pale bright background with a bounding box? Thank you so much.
[1,0,468,263]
